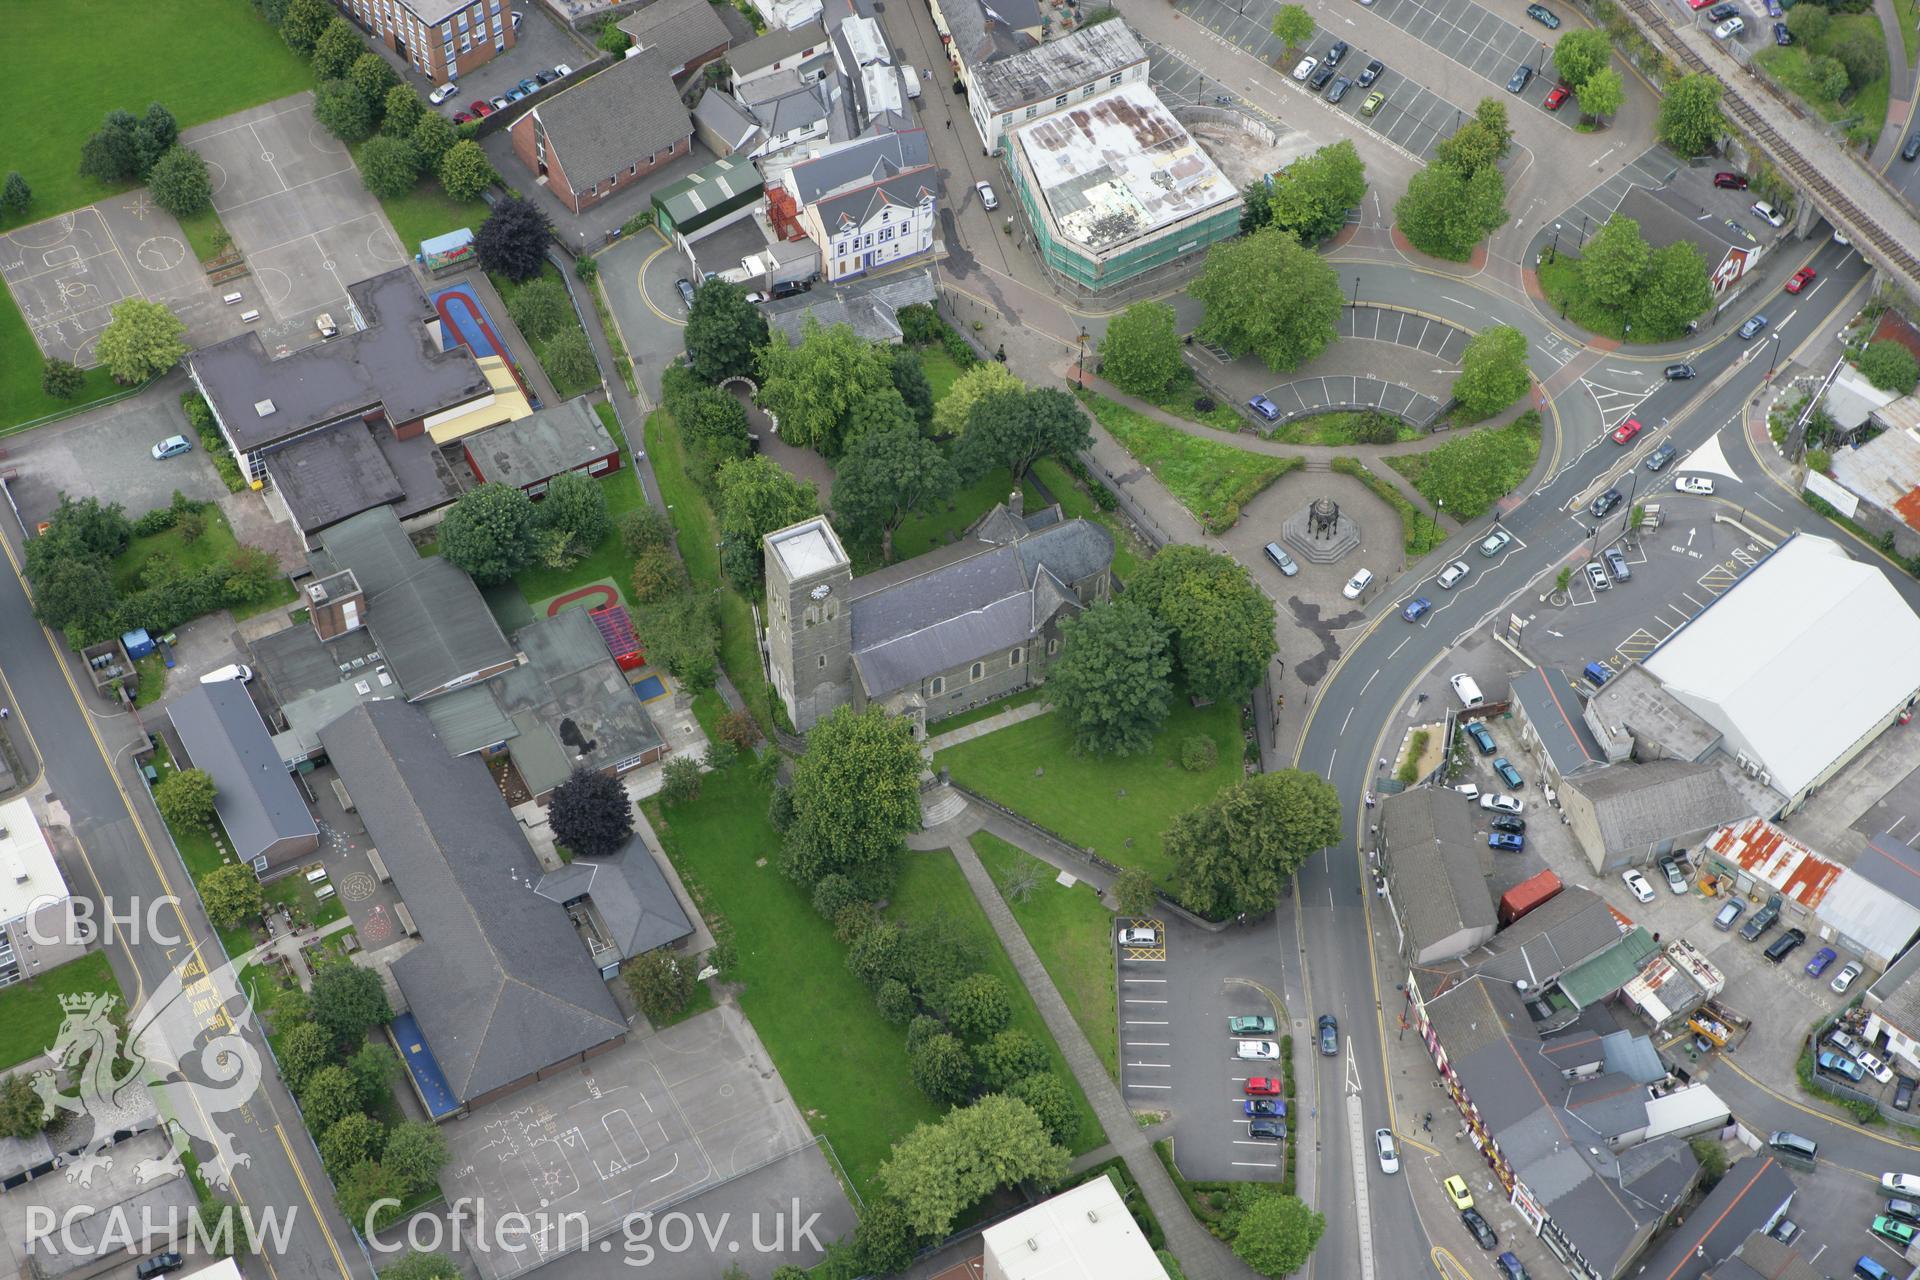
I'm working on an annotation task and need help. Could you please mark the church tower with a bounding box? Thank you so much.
[762,517,854,731]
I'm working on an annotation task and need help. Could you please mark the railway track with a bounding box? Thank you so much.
[1618,0,1920,286]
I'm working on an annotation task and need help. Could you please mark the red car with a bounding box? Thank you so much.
[1611,417,1643,445]
[1544,85,1570,111]
[1245,1077,1283,1096]
[1785,267,1816,293]
[470,100,494,117]
[452,111,473,123]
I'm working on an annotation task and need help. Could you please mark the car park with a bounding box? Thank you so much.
[1325,40,1349,65]
[1751,200,1785,227]
[1309,63,1337,89]
[1489,832,1525,852]
[1343,568,1374,599]
[151,435,192,460]
[1248,1119,1288,1140]
[1739,314,1769,339]
[1662,364,1696,381]
[1713,15,1744,37]
[1622,869,1656,903]
[1358,58,1384,86]
[1544,85,1569,110]
[1873,1217,1917,1248]
[1585,562,1611,592]
[1293,56,1318,80]
[1714,171,1749,188]
[1437,560,1471,589]
[1230,1015,1277,1036]
[1604,547,1631,582]
[1444,1176,1474,1210]
[1659,857,1687,894]
[1375,1128,1400,1173]
[1480,528,1513,556]
[1119,926,1158,945]
[1361,91,1386,116]
[1237,1040,1280,1060]
[1249,394,1281,421]
[1611,417,1643,445]
[1763,927,1807,963]
[675,278,698,309]
[1245,1076,1282,1096]
[1318,1014,1339,1056]
[1491,816,1525,834]
[1820,1050,1867,1082]
[1507,65,1534,93]
[1860,1050,1896,1085]
[1326,76,1353,103]
[1526,2,1560,24]
[1243,1098,1285,1117]
[1264,542,1299,576]
[1461,1208,1498,1250]
[1464,722,1495,754]
[976,181,999,210]
[430,82,458,104]
[1647,444,1678,472]
[1590,488,1624,518]
[1772,20,1792,42]
[1402,597,1431,623]
[1805,947,1837,977]
[1496,1254,1530,1280]
[1742,895,1783,939]
[1834,961,1864,994]
[1493,758,1522,788]
[1886,1174,1920,1195]
[1713,900,1744,931]
[1481,794,1523,815]
[1674,476,1715,495]
[1785,267,1816,292]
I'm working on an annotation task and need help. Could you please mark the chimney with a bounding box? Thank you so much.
[1008,488,1024,519]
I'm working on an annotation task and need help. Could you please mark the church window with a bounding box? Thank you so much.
[930,676,944,695]
[1011,647,1024,666]
[970,661,984,680]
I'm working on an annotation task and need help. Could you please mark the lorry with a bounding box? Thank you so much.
[1499,869,1563,927]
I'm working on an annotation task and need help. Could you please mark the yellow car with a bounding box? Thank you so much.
[1444,1175,1475,1211]
[1361,91,1386,117]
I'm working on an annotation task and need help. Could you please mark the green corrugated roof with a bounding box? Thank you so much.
[654,155,762,226]
[1559,926,1660,1009]
[507,709,572,800]
[422,685,518,758]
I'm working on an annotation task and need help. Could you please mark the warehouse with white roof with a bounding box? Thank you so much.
[1642,533,1920,812]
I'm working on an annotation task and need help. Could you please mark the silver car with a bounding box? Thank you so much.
[1374,1128,1400,1173]
[1437,560,1470,589]
[1585,562,1611,591]
[1833,961,1865,993]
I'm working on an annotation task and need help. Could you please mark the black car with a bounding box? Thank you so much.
[770,279,812,299]
[1318,1013,1339,1056]
[1707,3,1739,18]
[1905,133,1920,161]
[1461,1208,1499,1251]
[1507,64,1534,94]
[1309,63,1337,89]
[1248,1118,1288,1140]
[1327,76,1354,103]
[535,69,559,85]
[1590,487,1624,518]
[1889,1196,1920,1222]
[1773,20,1792,43]
[1663,363,1696,380]
[1491,816,1526,834]
[1764,927,1807,963]
[135,1256,185,1280]
[1525,2,1560,26]
[1646,443,1677,471]
[1325,39,1349,66]
[1898,1077,1919,1111]
[1358,58,1384,86]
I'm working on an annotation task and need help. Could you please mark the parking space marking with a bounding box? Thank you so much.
[1363,0,1572,122]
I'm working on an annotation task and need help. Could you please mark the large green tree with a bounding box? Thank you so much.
[382,86,425,137]
[1046,600,1174,757]
[310,959,394,1046]
[0,1074,47,1140]
[877,1095,1070,1238]
[147,147,212,218]
[1394,163,1509,261]
[200,863,266,928]
[1552,28,1612,90]
[1657,74,1727,155]
[1168,770,1341,919]
[300,1066,363,1134]
[1630,241,1713,337]
[624,949,697,1022]
[831,423,957,562]
[79,110,143,184]
[311,18,362,80]
[1434,104,1511,180]
[381,1121,450,1189]
[278,1023,335,1094]
[1231,1192,1328,1278]
[1266,139,1368,245]
[314,78,378,143]
[1126,545,1277,704]
[438,140,497,201]
[1451,326,1531,422]
[1576,66,1624,123]
[94,298,187,384]
[1270,3,1314,51]
[685,280,771,383]
[1580,215,1651,311]
[756,317,899,455]
[783,705,922,893]
[536,471,611,562]
[714,455,817,593]
[1861,340,1920,393]
[635,594,719,689]
[357,135,419,201]
[321,1114,386,1177]
[438,483,538,583]
[889,346,937,433]
[411,112,459,169]
[31,557,117,640]
[1785,3,1829,41]
[155,768,217,829]
[1831,25,1885,87]
[280,0,334,54]
[1,172,32,218]
[1098,301,1185,398]
[1191,227,1341,373]
[957,388,1091,482]
[931,360,1023,438]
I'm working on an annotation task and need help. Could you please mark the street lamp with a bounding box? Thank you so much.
[1428,497,1443,548]
[1352,276,1361,311]
[1549,222,1561,263]
[1076,329,1090,386]
[1767,331,1784,380]
[1578,214,1591,250]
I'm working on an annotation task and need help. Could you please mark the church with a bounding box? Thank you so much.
[762,494,1116,735]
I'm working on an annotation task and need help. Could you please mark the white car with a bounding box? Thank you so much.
[1453,783,1480,800]
[1674,476,1715,495]
[1480,794,1523,815]
[1119,926,1158,946]
[1713,15,1744,38]
[1237,1040,1280,1061]
[1374,1128,1400,1174]
[429,82,458,105]
[554,63,573,77]
[1292,56,1319,81]
[1751,200,1784,228]
[1437,560,1471,589]
[1833,961,1865,994]
[1622,869,1657,903]
[199,663,253,685]
[1342,567,1375,599]
[1885,1173,1920,1195]
[975,181,999,211]
[1859,1050,1897,1085]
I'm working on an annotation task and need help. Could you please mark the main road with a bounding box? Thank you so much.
[0,530,363,1280]
[1288,233,1914,1280]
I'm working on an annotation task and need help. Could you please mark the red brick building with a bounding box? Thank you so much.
[462,398,623,496]
[333,0,516,83]
[508,50,694,215]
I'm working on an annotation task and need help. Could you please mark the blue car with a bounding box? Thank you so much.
[1493,757,1523,788]
[1489,832,1526,852]
[1464,722,1495,754]
[1805,947,1837,977]
[1402,597,1432,622]
[1248,395,1281,422]
[1819,1050,1867,1082]
[1243,1098,1287,1117]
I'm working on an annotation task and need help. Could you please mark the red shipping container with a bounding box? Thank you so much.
[1499,869,1563,927]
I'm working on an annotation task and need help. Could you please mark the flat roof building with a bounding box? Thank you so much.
[0,798,85,987]
[969,21,1150,154]
[461,398,622,496]
[981,1177,1167,1280]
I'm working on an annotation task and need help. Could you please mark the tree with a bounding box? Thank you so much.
[956,387,1092,483]
[619,506,673,557]
[635,595,719,689]
[850,1199,920,1277]
[831,423,957,562]
[757,317,900,455]
[1861,340,1920,393]
[1008,1073,1078,1147]
[381,1120,449,1189]
[378,1254,461,1280]
[300,1066,363,1134]
[1394,162,1509,261]
[348,1044,402,1107]
[311,19,362,80]
[439,483,537,583]
[278,1022,335,1094]
[548,766,633,858]
[973,1029,1048,1090]
[629,547,688,604]
[1098,301,1185,398]
[1192,228,1341,373]
[29,555,117,635]
[596,17,634,53]
[940,973,1012,1041]
[877,1095,1070,1237]
[155,767,217,829]
[1270,3,1314,51]
[1786,2,1829,41]
[664,368,753,489]
[1831,24,1885,86]
[1581,215,1651,311]
[908,1033,977,1104]
[1630,241,1712,337]
[32,495,130,565]
[930,359,1023,438]
[715,455,817,594]
[281,0,334,54]
[0,1074,46,1140]
[660,755,703,804]
[41,358,82,399]
[1690,1137,1730,1191]
[1576,67,1624,124]
[1046,600,1174,756]
[474,196,552,283]
[1126,545,1277,704]
[686,280,771,383]
[411,111,458,170]
[199,863,265,928]
[337,1160,410,1232]
[0,171,31,217]
[79,110,143,184]
[538,471,611,559]
[782,705,922,890]
[1657,74,1726,155]
[1169,770,1341,919]
[1810,55,1850,101]
[348,53,401,113]
[1552,28,1612,90]
[224,545,282,602]
[1435,100,1512,179]
[505,278,569,344]
[1231,1193,1326,1277]
[382,86,425,138]
[315,78,379,143]
[1240,177,1274,235]
[310,960,394,1046]
[1266,140,1368,245]
[437,139,497,201]
[95,298,187,383]
[624,949,697,1022]
[357,135,419,201]
[542,329,599,392]
[889,346,937,433]
[1114,866,1159,917]
[321,1114,386,1177]
[1451,326,1531,422]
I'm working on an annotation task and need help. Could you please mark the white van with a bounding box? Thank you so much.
[1449,674,1485,708]
[200,663,254,685]
[901,66,922,99]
